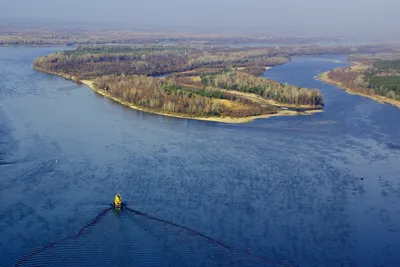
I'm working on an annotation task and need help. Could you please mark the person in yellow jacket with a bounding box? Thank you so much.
[113,194,122,209]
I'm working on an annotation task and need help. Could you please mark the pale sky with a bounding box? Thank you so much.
[0,0,398,38]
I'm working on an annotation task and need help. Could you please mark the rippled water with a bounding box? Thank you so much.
[1,47,399,267]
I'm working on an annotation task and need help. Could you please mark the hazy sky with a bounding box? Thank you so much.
[1,0,398,38]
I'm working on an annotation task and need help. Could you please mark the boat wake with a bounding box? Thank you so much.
[15,207,112,267]
[16,205,297,267]
[0,161,18,165]
[124,206,296,267]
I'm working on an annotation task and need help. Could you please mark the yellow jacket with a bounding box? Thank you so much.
[114,194,122,205]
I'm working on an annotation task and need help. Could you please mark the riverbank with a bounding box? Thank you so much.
[34,67,323,123]
[317,71,400,109]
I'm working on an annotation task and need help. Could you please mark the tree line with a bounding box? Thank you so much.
[93,75,276,117]
[365,59,400,99]
[33,45,291,78]
[33,44,396,80]
[201,69,324,106]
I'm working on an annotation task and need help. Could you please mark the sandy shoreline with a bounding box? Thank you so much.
[34,66,323,123]
[317,71,400,109]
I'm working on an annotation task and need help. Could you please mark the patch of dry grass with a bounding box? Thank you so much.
[218,99,248,110]
[191,76,201,82]
[350,62,369,71]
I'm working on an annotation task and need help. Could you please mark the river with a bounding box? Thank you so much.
[1,46,399,267]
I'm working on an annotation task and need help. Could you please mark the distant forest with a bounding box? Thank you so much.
[33,44,397,79]
[0,27,391,47]
[33,45,289,77]
[364,60,400,99]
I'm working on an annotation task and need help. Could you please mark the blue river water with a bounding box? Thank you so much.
[0,46,399,267]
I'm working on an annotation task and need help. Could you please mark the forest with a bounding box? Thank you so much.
[201,69,323,106]
[33,45,290,78]
[327,55,400,101]
[33,44,398,79]
[93,75,276,117]
[364,60,400,99]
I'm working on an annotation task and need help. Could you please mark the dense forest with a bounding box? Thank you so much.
[33,45,289,78]
[33,44,398,79]
[364,60,400,99]
[93,75,276,117]
[327,55,400,101]
[201,69,323,106]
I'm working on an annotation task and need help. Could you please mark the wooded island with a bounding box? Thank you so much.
[33,45,327,122]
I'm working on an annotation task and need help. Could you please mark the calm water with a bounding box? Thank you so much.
[1,47,399,267]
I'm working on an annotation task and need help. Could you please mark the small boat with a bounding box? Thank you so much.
[113,194,123,210]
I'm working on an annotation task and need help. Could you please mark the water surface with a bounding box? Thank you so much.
[1,47,399,267]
